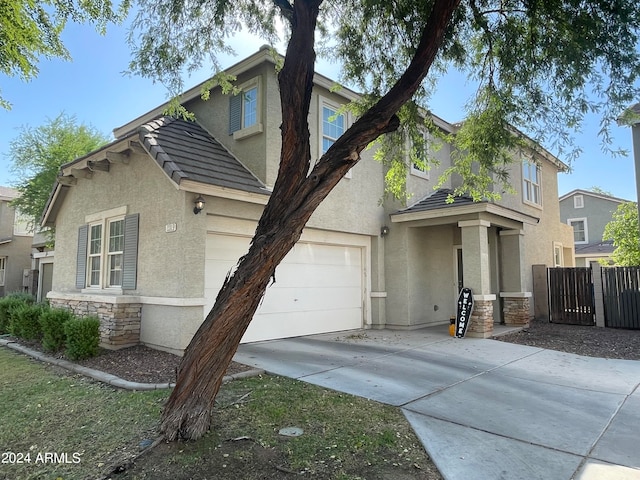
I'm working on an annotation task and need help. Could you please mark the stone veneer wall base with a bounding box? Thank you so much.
[466,299,494,338]
[49,298,142,350]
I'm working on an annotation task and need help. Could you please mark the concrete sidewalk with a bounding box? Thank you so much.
[234,326,640,480]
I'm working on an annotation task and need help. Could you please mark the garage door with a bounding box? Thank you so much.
[205,233,363,343]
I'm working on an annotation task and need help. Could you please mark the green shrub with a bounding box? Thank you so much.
[64,316,101,360]
[0,293,35,334]
[8,303,45,340]
[40,308,74,352]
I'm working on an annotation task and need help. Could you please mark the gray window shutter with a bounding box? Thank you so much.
[229,94,242,134]
[122,213,139,290]
[76,225,88,289]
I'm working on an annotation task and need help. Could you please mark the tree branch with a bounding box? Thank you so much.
[273,0,294,23]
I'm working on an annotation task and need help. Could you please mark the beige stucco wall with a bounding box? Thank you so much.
[408,225,457,326]
[50,152,206,298]
[0,199,33,296]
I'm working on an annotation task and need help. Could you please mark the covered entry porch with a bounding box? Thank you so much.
[389,190,539,337]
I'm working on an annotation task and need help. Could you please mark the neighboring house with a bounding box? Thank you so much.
[41,47,574,354]
[559,189,628,266]
[0,187,34,297]
[31,230,55,302]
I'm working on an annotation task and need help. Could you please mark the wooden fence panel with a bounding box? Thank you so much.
[548,267,595,326]
[601,267,640,329]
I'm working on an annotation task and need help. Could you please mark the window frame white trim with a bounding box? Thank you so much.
[553,242,564,267]
[409,131,431,180]
[84,210,127,290]
[567,217,588,245]
[573,195,584,209]
[0,256,6,286]
[319,95,352,178]
[233,76,264,140]
[522,159,542,208]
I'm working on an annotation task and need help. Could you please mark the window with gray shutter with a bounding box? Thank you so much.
[122,213,139,290]
[76,225,88,289]
[229,94,242,134]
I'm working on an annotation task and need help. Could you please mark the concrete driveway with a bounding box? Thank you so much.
[234,326,640,480]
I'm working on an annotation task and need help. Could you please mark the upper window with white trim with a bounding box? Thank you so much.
[319,96,350,178]
[410,133,430,180]
[573,195,584,209]
[568,218,588,244]
[229,76,263,140]
[522,160,542,206]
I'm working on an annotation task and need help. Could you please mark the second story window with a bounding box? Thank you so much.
[522,160,541,206]
[321,103,345,155]
[229,76,263,139]
[574,195,584,209]
[568,218,588,244]
[319,96,351,178]
[410,133,430,180]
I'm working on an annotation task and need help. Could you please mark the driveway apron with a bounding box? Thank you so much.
[235,327,640,480]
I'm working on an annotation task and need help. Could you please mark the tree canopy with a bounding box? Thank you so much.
[9,113,110,232]
[0,0,129,109]
[129,0,640,201]
[603,202,640,266]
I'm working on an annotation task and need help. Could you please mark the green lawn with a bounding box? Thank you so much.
[0,347,441,480]
[0,348,167,480]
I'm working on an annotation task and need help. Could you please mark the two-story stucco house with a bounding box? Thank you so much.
[0,187,34,297]
[559,189,629,266]
[41,47,574,354]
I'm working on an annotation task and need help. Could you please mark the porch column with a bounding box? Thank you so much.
[459,220,496,337]
[499,229,532,326]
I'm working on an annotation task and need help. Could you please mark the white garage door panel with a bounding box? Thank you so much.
[271,263,361,288]
[243,308,362,343]
[257,286,362,314]
[205,233,364,343]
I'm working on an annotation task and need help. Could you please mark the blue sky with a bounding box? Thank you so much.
[1,17,637,201]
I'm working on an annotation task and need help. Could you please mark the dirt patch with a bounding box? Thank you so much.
[494,319,640,360]
[5,338,253,384]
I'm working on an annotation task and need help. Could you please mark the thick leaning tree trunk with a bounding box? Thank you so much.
[160,0,461,441]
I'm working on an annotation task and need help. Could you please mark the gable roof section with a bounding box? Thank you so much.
[139,117,267,195]
[398,189,476,214]
[559,189,629,204]
[392,188,540,226]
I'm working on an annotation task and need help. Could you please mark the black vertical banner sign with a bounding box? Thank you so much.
[455,288,474,338]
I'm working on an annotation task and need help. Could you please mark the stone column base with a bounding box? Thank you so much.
[501,294,532,327]
[467,299,494,338]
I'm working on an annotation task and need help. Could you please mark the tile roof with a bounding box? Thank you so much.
[139,117,268,195]
[574,241,615,256]
[398,189,478,214]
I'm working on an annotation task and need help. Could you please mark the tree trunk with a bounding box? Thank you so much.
[160,0,461,441]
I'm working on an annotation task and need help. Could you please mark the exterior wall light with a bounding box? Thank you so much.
[381,225,390,237]
[193,195,206,214]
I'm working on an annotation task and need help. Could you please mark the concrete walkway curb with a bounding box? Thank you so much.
[0,337,264,390]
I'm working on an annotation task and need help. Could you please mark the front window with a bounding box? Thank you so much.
[107,219,124,286]
[87,218,124,288]
[0,257,5,286]
[523,160,541,206]
[88,224,102,287]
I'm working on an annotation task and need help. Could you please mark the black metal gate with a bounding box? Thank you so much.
[548,267,595,325]
[601,267,640,329]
